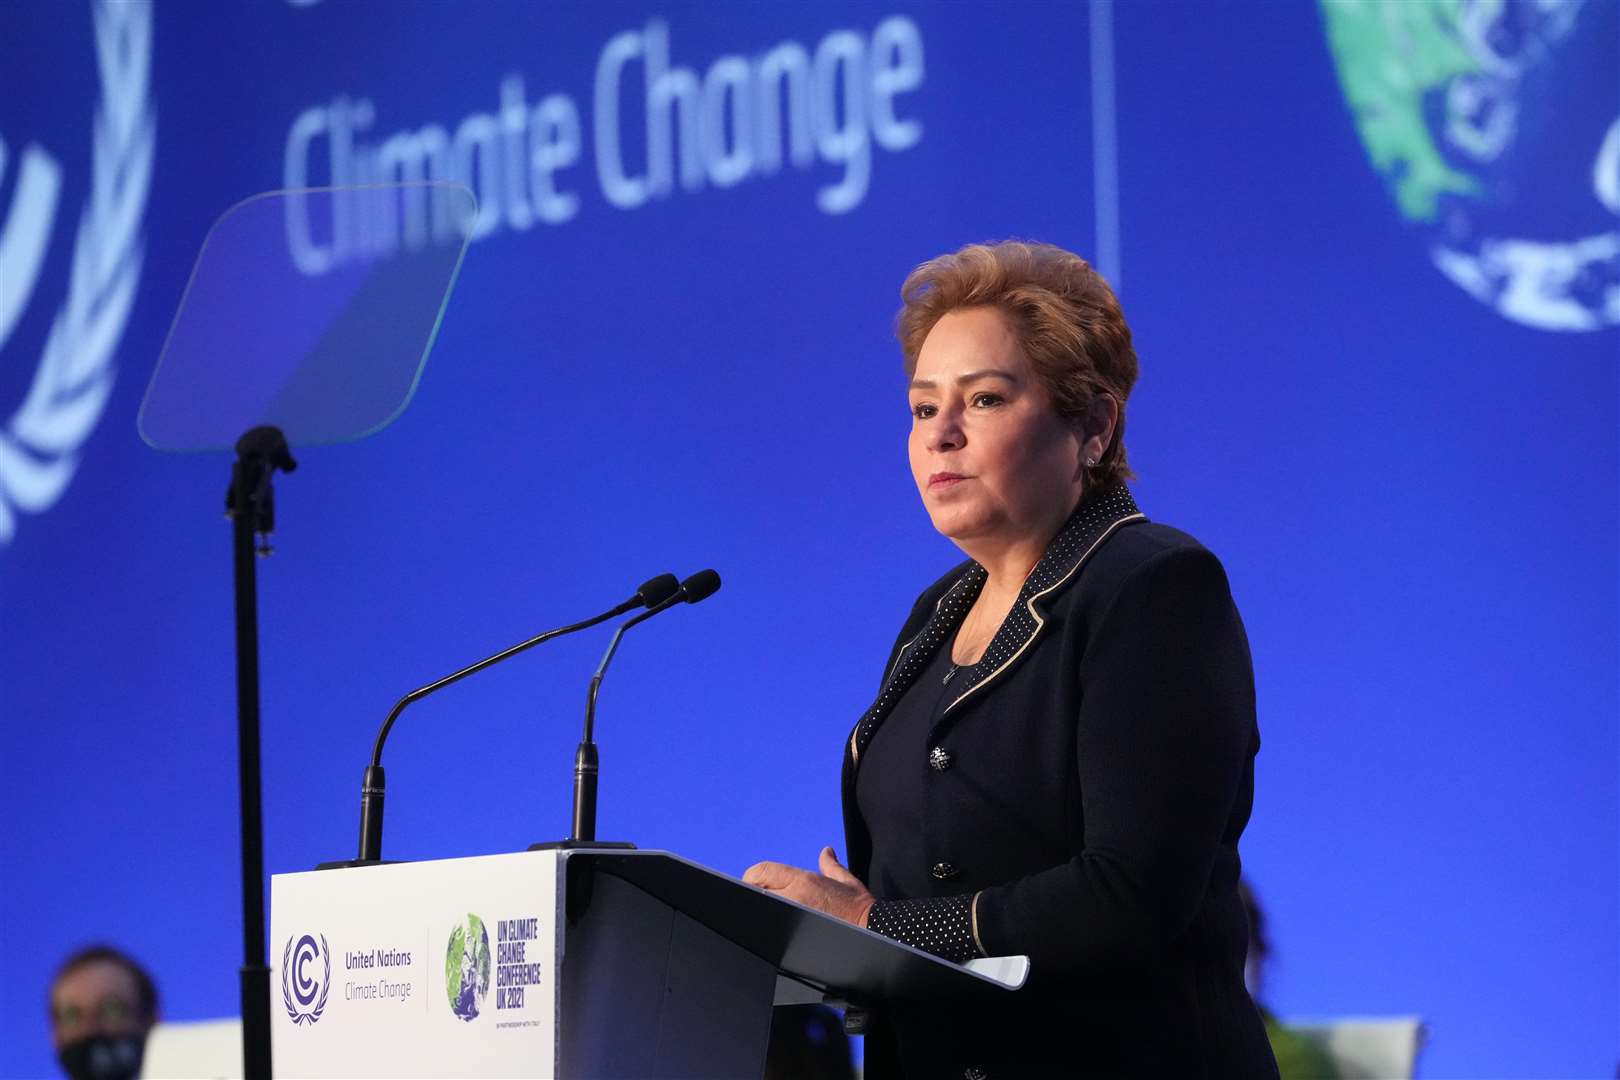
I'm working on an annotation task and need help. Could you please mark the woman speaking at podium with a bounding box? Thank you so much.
[746,242,1278,1078]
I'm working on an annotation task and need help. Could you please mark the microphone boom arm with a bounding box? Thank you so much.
[569,600,678,842]
[568,569,719,843]
[372,606,629,769]
[350,574,679,865]
[582,600,673,748]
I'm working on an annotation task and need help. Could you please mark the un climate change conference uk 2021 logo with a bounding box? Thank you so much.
[445,913,492,1022]
[1324,0,1618,332]
[282,933,332,1025]
[0,0,153,543]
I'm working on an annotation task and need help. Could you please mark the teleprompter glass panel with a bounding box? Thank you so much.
[139,183,476,452]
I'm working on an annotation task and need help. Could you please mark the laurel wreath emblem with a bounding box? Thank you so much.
[0,0,153,543]
[281,933,332,1026]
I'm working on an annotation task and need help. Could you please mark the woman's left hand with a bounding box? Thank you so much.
[743,847,876,928]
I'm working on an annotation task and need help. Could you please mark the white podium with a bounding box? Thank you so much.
[269,849,1026,1078]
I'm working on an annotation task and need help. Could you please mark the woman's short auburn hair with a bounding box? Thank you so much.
[896,241,1138,491]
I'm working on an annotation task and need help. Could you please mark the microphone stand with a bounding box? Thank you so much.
[527,602,673,852]
[532,570,716,850]
[326,574,678,869]
[576,597,678,843]
[346,608,632,865]
[226,426,295,1080]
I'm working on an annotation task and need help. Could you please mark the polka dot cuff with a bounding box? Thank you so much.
[866,893,980,963]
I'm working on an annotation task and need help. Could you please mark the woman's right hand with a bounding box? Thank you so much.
[743,847,876,928]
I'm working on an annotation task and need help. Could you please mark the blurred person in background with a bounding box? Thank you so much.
[48,945,158,1080]
[764,1004,856,1080]
[1240,880,1340,1080]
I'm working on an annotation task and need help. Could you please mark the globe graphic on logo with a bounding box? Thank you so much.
[1323,0,1619,332]
[445,913,491,1021]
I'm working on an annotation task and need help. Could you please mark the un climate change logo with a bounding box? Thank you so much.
[1324,0,1618,332]
[0,0,153,543]
[281,933,332,1025]
[445,913,491,1022]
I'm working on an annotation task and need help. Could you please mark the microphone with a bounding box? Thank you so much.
[344,573,680,866]
[566,569,722,844]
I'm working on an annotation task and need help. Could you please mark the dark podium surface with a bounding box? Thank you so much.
[574,849,1027,1007]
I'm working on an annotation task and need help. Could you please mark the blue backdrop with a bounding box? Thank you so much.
[2,2,1615,1076]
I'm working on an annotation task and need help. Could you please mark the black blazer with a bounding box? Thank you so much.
[842,487,1279,1079]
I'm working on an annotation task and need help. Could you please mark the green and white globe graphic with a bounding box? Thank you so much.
[445,913,492,1021]
[1323,0,1619,332]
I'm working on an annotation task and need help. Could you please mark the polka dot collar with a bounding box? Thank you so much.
[850,485,1147,765]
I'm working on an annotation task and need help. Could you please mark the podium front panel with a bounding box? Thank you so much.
[269,848,1018,1077]
[271,851,562,1078]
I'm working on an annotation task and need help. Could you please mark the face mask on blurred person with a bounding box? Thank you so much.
[56,1032,144,1080]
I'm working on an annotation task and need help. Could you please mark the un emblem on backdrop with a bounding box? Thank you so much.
[1323,0,1618,332]
[0,0,152,544]
[281,933,332,1025]
[444,913,492,1021]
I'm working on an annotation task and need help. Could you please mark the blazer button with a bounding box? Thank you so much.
[931,861,959,881]
[929,746,952,771]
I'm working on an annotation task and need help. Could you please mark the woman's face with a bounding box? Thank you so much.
[907,306,1086,551]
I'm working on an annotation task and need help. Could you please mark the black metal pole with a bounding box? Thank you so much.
[226,427,294,1080]
[232,485,271,1080]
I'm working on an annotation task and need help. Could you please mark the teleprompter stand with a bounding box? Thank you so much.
[225,426,296,1080]
[138,183,477,1080]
